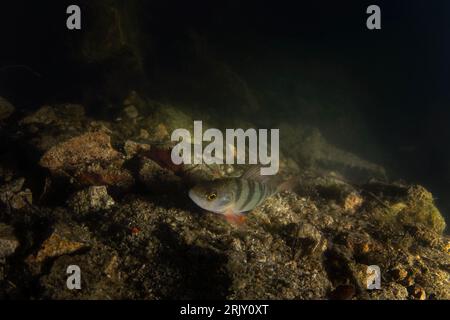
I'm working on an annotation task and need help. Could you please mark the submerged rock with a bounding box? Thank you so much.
[20,105,58,126]
[18,104,91,154]
[123,140,150,159]
[40,245,127,300]
[409,285,427,300]
[39,131,134,189]
[0,224,19,258]
[0,178,33,210]
[371,184,446,234]
[400,185,446,233]
[0,97,15,120]
[39,131,121,171]
[342,192,364,213]
[68,186,115,215]
[138,158,183,192]
[26,222,91,274]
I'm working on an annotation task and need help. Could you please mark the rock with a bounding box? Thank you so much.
[0,178,33,210]
[104,255,121,281]
[401,276,415,287]
[369,283,409,300]
[123,105,139,119]
[292,222,327,257]
[391,267,408,282]
[124,140,150,159]
[343,192,363,213]
[40,131,122,171]
[398,185,446,234]
[123,91,147,111]
[20,105,58,126]
[138,129,150,140]
[39,131,134,189]
[0,224,19,258]
[68,186,115,215]
[138,158,183,192]
[26,223,91,271]
[0,177,25,194]
[21,104,85,127]
[153,123,170,141]
[19,104,91,154]
[9,189,33,210]
[409,285,426,300]
[342,231,375,256]
[39,245,128,299]
[329,284,356,300]
[141,105,195,143]
[75,163,135,189]
[370,184,446,235]
[0,97,15,120]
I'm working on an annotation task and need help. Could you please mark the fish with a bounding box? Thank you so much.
[188,166,296,224]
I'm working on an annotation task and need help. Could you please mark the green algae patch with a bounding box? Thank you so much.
[398,185,446,234]
[375,185,446,234]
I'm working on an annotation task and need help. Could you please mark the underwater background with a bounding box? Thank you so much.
[0,0,449,299]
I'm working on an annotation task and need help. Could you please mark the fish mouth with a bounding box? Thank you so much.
[188,189,220,213]
[188,189,197,202]
[188,189,204,208]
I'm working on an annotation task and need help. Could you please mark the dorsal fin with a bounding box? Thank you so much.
[241,166,272,184]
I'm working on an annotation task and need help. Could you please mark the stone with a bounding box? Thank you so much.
[0,224,19,258]
[68,186,115,215]
[409,285,426,300]
[124,140,150,159]
[39,131,134,189]
[20,105,57,125]
[0,178,33,210]
[294,222,326,256]
[329,284,356,300]
[391,267,408,282]
[123,105,139,119]
[26,223,91,269]
[0,97,15,120]
[369,283,409,300]
[138,158,183,192]
[343,192,363,213]
[39,131,122,172]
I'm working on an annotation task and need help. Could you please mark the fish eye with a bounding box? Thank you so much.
[206,192,217,201]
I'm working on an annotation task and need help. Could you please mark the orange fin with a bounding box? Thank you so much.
[223,209,246,225]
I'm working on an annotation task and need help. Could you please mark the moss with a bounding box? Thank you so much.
[374,185,446,234]
[397,185,446,234]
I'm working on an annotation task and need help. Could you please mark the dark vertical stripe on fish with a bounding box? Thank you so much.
[250,180,261,209]
[261,183,268,200]
[247,182,261,210]
[255,182,266,207]
[240,179,255,211]
[234,179,242,203]
[235,179,249,211]
[268,184,273,197]
[253,182,265,207]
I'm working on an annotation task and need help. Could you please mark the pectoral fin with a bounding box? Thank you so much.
[223,209,246,225]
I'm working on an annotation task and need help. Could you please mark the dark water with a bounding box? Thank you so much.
[1,0,449,222]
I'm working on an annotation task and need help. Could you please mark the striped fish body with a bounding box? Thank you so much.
[230,178,277,213]
[189,166,296,224]
[188,176,279,216]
